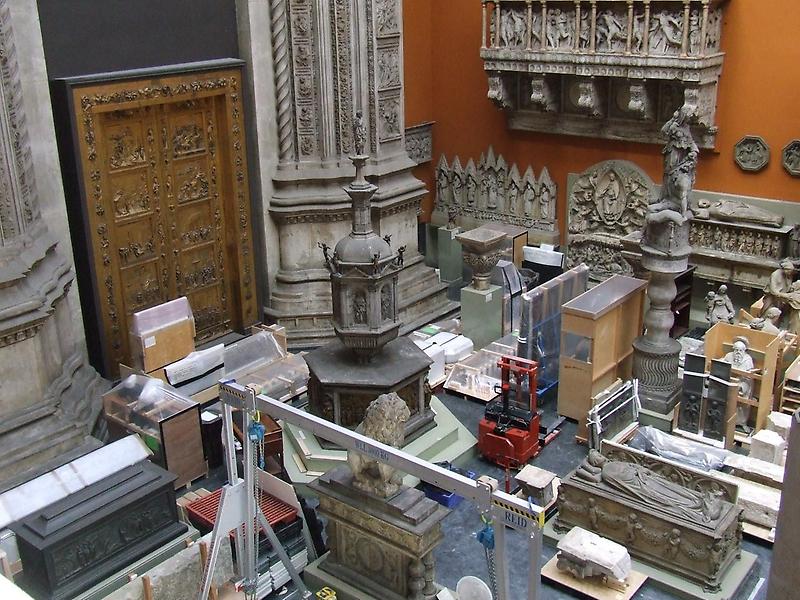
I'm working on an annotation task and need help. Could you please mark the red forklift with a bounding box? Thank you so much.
[478,355,542,471]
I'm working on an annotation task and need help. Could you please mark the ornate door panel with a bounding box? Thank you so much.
[67,64,257,376]
[160,99,231,342]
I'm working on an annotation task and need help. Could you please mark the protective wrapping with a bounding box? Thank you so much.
[628,425,731,471]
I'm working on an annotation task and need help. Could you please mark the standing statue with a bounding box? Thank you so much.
[347,393,411,497]
[761,259,797,317]
[353,110,367,156]
[646,106,699,227]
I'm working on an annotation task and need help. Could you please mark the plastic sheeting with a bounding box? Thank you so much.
[628,426,731,471]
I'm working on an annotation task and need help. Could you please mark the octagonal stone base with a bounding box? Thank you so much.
[305,337,435,441]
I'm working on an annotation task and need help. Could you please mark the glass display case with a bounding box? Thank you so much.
[517,264,589,403]
[557,275,647,441]
[103,375,206,488]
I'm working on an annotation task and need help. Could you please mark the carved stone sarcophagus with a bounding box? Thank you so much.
[12,462,187,600]
[555,447,742,591]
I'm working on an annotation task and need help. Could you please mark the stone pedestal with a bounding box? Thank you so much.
[461,285,503,351]
[309,467,449,600]
[633,212,691,415]
[424,224,440,268]
[436,227,463,286]
[305,337,435,440]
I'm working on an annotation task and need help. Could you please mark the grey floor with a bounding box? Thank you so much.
[431,391,772,600]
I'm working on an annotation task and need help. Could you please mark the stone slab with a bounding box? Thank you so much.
[283,395,478,491]
[714,472,781,529]
[437,227,463,284]
[544,521,758,600]
[724,453,784,489]
[542,554,647,600]
[461,285,503,351]
[637,407,676,433]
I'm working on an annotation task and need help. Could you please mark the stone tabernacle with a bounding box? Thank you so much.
[304,121,435,439]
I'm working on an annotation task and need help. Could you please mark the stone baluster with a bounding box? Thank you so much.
[526,0,534,50]
[574,1,582,51]
[408,558,425,600]
[481,0,488,48]
[681,0,691,56]
[541,1,548,50]
[589,0,597,53]
[642,0,651,54]
[494,0,501,47]
[422,552,436,597]
[626,0,634,53]
[700,0,710,56]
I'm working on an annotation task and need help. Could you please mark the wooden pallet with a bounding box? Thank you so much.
[542,555,648,600]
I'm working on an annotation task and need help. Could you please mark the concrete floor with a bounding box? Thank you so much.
[431,390,772,600]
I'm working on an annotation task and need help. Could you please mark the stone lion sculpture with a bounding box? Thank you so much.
[347,392,411,498]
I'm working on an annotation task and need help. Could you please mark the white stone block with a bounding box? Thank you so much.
[767,411,793,440]
[750,429,787,465]
[557,527,631,583]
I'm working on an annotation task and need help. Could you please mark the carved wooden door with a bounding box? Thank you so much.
[69,66,257,376]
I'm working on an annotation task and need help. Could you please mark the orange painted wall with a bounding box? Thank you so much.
[404,0,800,233]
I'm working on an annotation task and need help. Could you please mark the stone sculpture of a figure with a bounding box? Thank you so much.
[647,106,699,227]
[347,392,411,497]
[722,338,756,398]
[761,259,796,316]
[353,110,367,155]
[575,450,725,525]
[691,198,784,228]
[705,284,735,325]
[747,307,782,335]
[775,280,800,335]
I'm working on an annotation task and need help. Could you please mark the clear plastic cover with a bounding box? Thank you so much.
[103,375,195,437]
[628,425,731,471]
[238,353,310,401]
[130,296,193,336]
[225,330,286,378]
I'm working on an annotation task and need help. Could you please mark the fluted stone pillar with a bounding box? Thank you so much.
[239,0,456,349]
[0,0,104,490]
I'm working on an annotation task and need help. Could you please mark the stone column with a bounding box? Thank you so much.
[632,106,697,416]
[0,0,104,490]
[246,0,455,348]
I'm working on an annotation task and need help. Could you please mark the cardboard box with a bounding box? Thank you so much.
[130,317,196,372]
